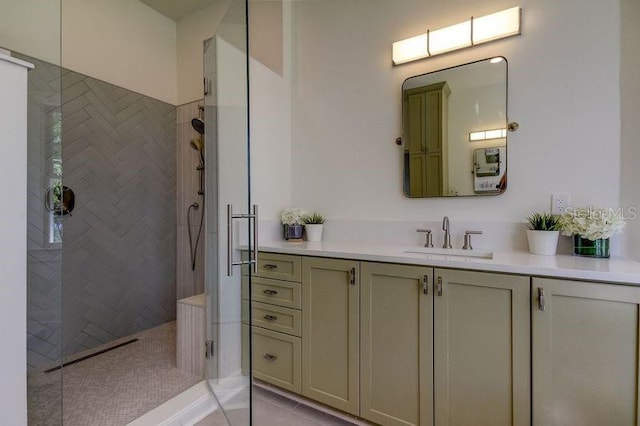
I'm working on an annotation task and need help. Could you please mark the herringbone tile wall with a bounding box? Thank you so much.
[21,54,64,371]
[60,67,177,357]
[21,53,178,366]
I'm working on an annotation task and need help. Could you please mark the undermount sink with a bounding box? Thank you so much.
[403,247,494,260]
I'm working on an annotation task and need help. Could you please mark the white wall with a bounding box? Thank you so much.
[0,0,60,64]
[448,82,506,196]
[0,55,31,426]
[620,0,640,260]
[287,0,621,227]
[63,0,178,104]
[177,0,231,105]
[250,0,292,226]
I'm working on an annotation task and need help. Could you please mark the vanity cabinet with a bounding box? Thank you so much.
[361,263,434,426]
[532,278,640,426]
[242,252,303,393]
[434,269,530,426]
[302,257,360,415]
[361,265,530,426]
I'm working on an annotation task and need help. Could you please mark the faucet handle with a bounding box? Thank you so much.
[416,229,434,248]
[463,231,483,250]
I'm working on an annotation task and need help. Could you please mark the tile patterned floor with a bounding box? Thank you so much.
[28,322,202,426]
[198,386,358,426]
[28,321,360,426]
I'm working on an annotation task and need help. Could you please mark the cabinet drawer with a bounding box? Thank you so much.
[252,302,302,337]
[252,327,301,393]
[246,252,301,282]
[251,276,302,309]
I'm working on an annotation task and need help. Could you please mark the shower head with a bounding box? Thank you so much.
[190,137,205,166]
[191,118,205,135]
[190,137,203,153]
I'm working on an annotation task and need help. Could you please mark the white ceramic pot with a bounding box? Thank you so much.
[527,230,560,256]
[305,224,324,242]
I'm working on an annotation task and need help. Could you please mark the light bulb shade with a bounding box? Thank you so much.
[473,7,521,45]
[393,34,429,65]
[469,128,507,141]
[428,20,472,55]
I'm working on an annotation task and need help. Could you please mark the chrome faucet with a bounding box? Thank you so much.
[442,216,452,249]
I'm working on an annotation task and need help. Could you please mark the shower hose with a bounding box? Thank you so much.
[187,198,205,271]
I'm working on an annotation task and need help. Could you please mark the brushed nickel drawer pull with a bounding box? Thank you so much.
[436,276,443,297]
[538,287,546,311]
[263,289,278,296]
[349,267,356,285]
[422,275,429,295]
[263,264,278,270]
[263,315,278,321]
[263,353,278,361]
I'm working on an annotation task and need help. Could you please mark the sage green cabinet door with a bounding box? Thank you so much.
[302,257,359,415]
[434,269,530,426]
[533,278,640,426]
[361,262,434,426]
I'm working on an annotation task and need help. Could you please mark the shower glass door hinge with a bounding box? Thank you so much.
[204,78,212,96]
[205,340,215,359]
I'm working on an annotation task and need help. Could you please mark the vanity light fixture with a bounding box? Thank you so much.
[392,34,429,65]
[469,128,508,141]
[392,6,521,65]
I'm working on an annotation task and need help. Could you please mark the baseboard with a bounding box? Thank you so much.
[253,380,369,425]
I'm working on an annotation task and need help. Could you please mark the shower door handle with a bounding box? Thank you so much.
[227,204,259,277]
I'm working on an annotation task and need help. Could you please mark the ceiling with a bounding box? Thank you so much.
[139,0,217,21]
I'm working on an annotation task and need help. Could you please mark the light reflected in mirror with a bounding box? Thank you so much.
[402,57,508,198]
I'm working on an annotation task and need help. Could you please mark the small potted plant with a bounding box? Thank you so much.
[559,206,625,258]
[526,212,561,255]
[303,213,326,242]
[281,208,307,241]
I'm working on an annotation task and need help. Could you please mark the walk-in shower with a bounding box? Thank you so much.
[188,106,205,272]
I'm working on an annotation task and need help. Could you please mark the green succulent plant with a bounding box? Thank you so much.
[527,212,561,231]
[303,213,325,225]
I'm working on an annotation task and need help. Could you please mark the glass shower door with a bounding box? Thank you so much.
[204,0,253,424]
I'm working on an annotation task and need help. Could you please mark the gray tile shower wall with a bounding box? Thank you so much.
[176,100,206,300]
[21,54,64,371]
[20,53,178,362]
[60,68,177,357]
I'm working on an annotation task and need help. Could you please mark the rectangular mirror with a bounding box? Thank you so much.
[402,57,508,197]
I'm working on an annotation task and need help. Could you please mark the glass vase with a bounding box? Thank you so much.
[573,235,610,258]
[283,224,304,240]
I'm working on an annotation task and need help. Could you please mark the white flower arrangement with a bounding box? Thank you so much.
[280,207,308,226]
[560,207,625,240]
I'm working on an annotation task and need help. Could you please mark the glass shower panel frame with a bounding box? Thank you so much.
[1,1,65,423]
[204,0,253,424]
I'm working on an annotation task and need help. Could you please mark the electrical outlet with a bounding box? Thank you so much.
[551,193,571,214]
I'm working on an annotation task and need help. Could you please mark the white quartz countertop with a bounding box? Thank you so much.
[253,240,640,285]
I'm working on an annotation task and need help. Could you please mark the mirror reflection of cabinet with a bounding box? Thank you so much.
[404,82,450,197]
[402,57,508,198]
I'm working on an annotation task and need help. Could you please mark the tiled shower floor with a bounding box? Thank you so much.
[28,321,358,425]
[28,322,201,425]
